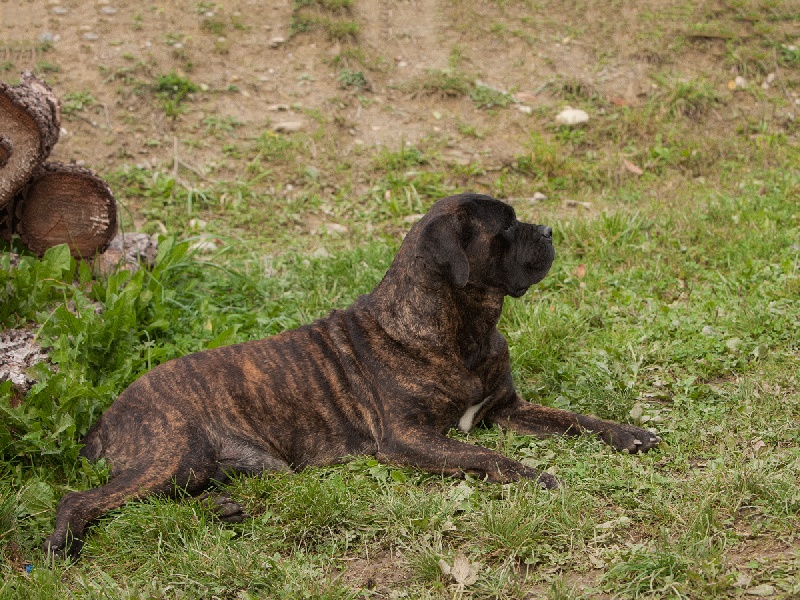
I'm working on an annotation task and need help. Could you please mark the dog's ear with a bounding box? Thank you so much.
[418,213,470,288]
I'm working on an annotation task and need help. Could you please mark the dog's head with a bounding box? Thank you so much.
[413,193,554,298]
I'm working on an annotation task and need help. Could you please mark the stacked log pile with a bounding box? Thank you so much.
[0,72,117,258]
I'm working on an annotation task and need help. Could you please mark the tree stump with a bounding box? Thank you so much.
[0,72,61,213]
[14,162,117,258]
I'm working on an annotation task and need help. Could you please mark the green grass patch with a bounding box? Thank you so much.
[2,166,799,596]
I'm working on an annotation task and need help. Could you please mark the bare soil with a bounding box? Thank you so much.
[3,0,797,218]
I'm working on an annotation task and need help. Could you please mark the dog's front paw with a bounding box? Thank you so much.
[601,423,660,453]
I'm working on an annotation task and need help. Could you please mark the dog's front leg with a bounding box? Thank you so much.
[377,429,558,488]
[485,395,660,453]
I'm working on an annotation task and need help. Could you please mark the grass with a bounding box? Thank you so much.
[2,167,799,597]
[291,0,359,41]
[2,0,800,596]
[153,71,200,120]
[60,91,97,116]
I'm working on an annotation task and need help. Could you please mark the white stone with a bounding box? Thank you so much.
[555,107,589,125]
[271,121,304,133]
[323,223,349,234]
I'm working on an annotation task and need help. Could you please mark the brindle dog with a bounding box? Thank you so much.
[45,193,659,557]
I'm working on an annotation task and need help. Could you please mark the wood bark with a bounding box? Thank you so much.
[0,72,61,212]
[15,162,117,258]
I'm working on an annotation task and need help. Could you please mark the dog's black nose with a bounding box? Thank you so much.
[540,225,552,238]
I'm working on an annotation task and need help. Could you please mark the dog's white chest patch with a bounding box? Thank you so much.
[458,396,492,433]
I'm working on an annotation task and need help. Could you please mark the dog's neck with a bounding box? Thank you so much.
[366,257,505,366]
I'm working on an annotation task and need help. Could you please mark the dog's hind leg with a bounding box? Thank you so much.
[44,419,219,558]
[43,467,179,558]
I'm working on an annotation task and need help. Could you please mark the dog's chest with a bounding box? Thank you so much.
[457,395,492,432]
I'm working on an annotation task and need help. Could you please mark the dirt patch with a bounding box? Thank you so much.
[338,548,412,595]
[3,0,794,207]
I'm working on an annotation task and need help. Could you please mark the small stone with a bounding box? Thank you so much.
[745,584,775,597]
[84,32,100,41]
[101,6,118,14]
[322,222,349,234]
[52,6,68,14]
[555,107,589,126]
[531,192,547,202]
[701,326,714,336]
[39,32,56,44]
[269,37,286,48]
[517,105,532,114]
[397,61,408,68]
[734,75,748,89]
[190,238,218,253]
[766,73,776,84]
[272,121,304,133]
[726,337,741,351]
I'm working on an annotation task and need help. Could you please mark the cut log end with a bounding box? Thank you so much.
[0,73,61,211]
[15,163,117,257]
